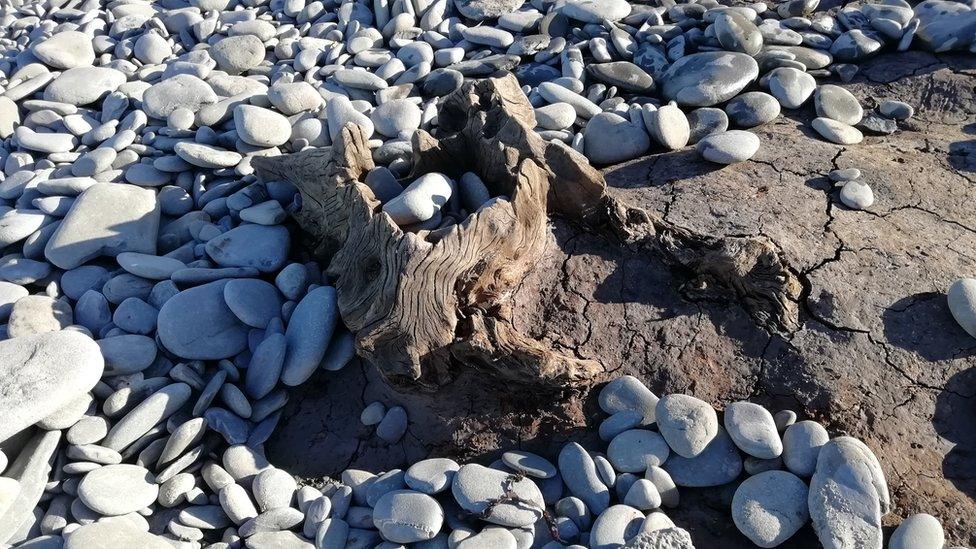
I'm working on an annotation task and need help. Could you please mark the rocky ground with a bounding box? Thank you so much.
[270,50,976,546]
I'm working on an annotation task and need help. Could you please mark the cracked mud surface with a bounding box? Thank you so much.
[269,51,976,546]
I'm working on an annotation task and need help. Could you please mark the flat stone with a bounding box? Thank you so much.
[373,490,444,543]
[247,531,314,548]
[767,67,816,109]
[142,74,218,120]
[586,62,654,93]
[158,280,250,359]
[44,67,127,106]
[563,0,631,23]
[280,285,339,386]
[656,394,719,458]
[815,85,863,125]
[534,102,576,131]
[451,464,544,527]
[78,464,159,516]
[663,426,743,487]
[607,429,670,472]
[697,130,761,164]
[502,451,557,479]
[174,142,242,168]
[662,52,759,107]
[0,209,51,248]
[211,35,266,74]
[724,402,783,459]
[537,82,601,118]
[205,224,289,273]
[223,278,282,329]
[558,442,610,515]
[732,470,809,547]
[117,252,185,280]
[98,334,157,375]
[64,521,170,549]
[0,331,102,443]
[879,99,914,120]
[405,458,460,494]
[889,513,945,549]
[809,437,890,549]
[102,383,192,451]
[0,430,61,541]
[45,183,159,270]
[33,31,95,69]
[725,92,781,128]
[584,112,650,165]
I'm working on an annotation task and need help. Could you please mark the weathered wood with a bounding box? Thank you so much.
[254,74,800,390]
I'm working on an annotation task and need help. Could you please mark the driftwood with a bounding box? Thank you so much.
[254,74,800,391]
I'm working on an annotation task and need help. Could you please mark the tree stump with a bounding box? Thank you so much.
[254,74,801,393]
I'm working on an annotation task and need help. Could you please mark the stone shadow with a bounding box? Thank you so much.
[882,292,976,362]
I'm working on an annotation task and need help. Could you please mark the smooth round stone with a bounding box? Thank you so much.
[326,95,374,141]
[889,513,945,549]
[839,180,874,209]
[98,334,157,374]
[455,0,523,20]
[949,278,976,338]
[598,375,658,425]
[589,505,644,549]
[211,35,266,74]
[662,52,759,107]
[879,100,914,120]
[586,62,654,93]
[584,112,650,165]
[117,252,185,280]
[725,92,781,128]
[829,168,861,182]
[645,103,690,150]
[267,82,322,115]
[377,406,408,443]
[382,172,452,225]
[234,105,291,147]
[223,279,281,328]
[715,12,763,55]
[774,410,798,432]
[808,436,890,549]
[370,100,422,138]
[501,451,557,479]
[373,490,444,543]
[44,67,127,106]
[607,430,670,473]
[252,468,298,511]
[623,479,661,510]
[157,280,250,359]
[599,411,643,441]
[767,67,816,109]
[557,444,612,517]
[687,108,729,144]
[812,117,864,144]
[782,420,829,477]
[360,401,387,426]
[174,142,242,169]
[645,466,679,508]
[7,295,72,338]
[656,394,719,458]
[534,103,576,131]
[280,285,339,386]
[142,74,218,120]
[451,464,545,527]
[220,484,259,525]
[563,0,631,22]
[456,527,517,549]
[723,402,783,459]
[829,29,883,61]
[406,458,460,494]
[33,31,95,69]
[732,470,809,547]
[663,427,744,487]
[78,464,159,516]
[64,521,170,549]
[103,382,192,451]
[205,224,289,273]
[815,85,863,125]
[68,416,110,445]
[696,130,761,164]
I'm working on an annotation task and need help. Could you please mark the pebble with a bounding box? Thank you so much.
[377,406,409,443]
[142,74,219,120]
[223,279,282,329]
[661,52,759,106]
[585,112,652,164]
[663,427,744,487]
[534,103,577,131]
[590,505,644,549]
[812,117,864,144]
[44,67,127,106]
[656,394,719,458]
[451,464,544,527]
[558,442,610,515]
[0,331,103,443]
[949,278,976,338]
[33,31,95,69]
[687,108,730,144]
[696,130,761,164]
[158,280,250,360]
[767,67,816,109]
[235,105,292,148]
[808,437,890,549]
[782,420,829,476]
[723,402,783,459]
[64,522,170,549]
[382,172,453,225]
[889,513,945,549]
[501,451,557,479]
[78,464,159,516]
[607,429,670,472]
[373,490,444,543]
[645,103,690,151]
[405,458,460,494]
[815,85,864,125]
[725,92,781,128]
[280,285,339,386]
[879,100,915,120]
[732,470,809,547]
[839,180,874,209]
